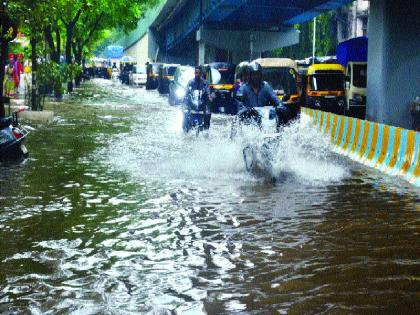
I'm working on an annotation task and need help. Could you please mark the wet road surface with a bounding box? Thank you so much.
[0,80,419,314]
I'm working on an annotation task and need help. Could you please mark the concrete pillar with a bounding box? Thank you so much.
[198,42,205,65]
[366,0,420,128]
[148,28,159,62]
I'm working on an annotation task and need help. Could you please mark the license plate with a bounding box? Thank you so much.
[21,144,28,155]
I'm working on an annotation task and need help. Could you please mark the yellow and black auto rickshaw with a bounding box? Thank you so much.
[254,58,301,119]
[205,62,237,114]
[305,63,346,114]
[157,64,180,94]
[146,62,162,90]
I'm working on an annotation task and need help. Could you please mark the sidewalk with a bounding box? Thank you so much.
[7,95,54,124]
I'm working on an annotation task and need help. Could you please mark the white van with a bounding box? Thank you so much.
[345,61,367,118]
[130,65,147,86]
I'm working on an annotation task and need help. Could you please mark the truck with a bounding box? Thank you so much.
[336,36,368,118]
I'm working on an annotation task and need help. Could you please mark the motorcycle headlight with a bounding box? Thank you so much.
[176,88,186,98]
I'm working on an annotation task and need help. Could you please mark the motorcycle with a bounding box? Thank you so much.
[182,89,211,136]
[230,105,280,179]
[242,135,279,180]
[0,111,29,161]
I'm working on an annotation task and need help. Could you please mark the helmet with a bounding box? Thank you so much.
[248,62,262,75]
[236,62,249,75]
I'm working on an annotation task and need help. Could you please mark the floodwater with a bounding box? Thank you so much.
[0,80,419,315]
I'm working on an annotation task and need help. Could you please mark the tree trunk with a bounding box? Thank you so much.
[0,12,17,117]
[65,25,73,93]
[45,26,60,63]
[30,38,38,111]
[74,45,82,88]
[55,27,61,60]
[0,40,9,117]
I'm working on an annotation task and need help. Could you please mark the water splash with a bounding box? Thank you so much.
[106,104,348,187]
[271,119,349,184]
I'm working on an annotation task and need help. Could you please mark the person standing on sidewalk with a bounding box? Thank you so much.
[3,57,16,98]
[12,54,23,94]
[16,53,25,94]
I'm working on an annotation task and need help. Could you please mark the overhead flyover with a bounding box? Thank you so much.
[150,0,354,64]
[138,0,419,130]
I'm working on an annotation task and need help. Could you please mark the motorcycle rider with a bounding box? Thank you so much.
[238,62,289,128]
[184,66,212,130]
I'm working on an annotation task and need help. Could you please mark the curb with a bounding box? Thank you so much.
[301,107,420,187]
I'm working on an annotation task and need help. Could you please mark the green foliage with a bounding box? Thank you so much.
[7,0,159,63]
[37,61,64,94]
[37,61,82,94]
[62,63,82,82]
[3,0,158,96]
[274,11,338,60]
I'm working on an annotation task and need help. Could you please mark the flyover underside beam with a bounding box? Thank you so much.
[198,28,300,54]
[162,0,247,51]
[160,0,354,52]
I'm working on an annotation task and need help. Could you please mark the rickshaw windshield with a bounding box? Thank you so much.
[209,67,234,85]
[166,66,178,76]
[262,67,298,95]
[310,73,344,91]
[177,67,195,87]
[353,64,367,88]
[135,65,147,74]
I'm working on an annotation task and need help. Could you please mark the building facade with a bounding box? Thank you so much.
[337,0,369,42]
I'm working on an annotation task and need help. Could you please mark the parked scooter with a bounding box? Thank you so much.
[0,111,29,161]
[182,89,211,136]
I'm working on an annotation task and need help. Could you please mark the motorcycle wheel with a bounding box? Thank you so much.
[169,94,175,106]
[243,145,255,172]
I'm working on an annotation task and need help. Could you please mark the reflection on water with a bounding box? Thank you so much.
[0,80,419,314]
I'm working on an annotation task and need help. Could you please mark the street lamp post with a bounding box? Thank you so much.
[312,17,316,64]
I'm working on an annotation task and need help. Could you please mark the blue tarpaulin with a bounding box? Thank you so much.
[336,37,368,67]
[105,46,124,59]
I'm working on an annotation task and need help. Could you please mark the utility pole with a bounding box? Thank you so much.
[312,17,316,64]
[250,33,255,61]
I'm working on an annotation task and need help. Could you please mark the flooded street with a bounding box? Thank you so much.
[0,80,419,314]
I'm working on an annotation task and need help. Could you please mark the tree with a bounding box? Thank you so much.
[44,19,63,64]
[0,3,18,116]
[71,0,159,87]
[273,11,338,60]
[9,0,57,110]
[0,0,159,114]
[59,0,86,92]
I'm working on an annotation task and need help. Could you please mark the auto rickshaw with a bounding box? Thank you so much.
[253,58,301,120]
[305,63,346,114]
[205,62,236,114]
[120,56,136,85]
[146,63,162,90]
[157,64,180,94]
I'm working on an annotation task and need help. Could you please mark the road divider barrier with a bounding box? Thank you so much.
[301,107,420,187]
